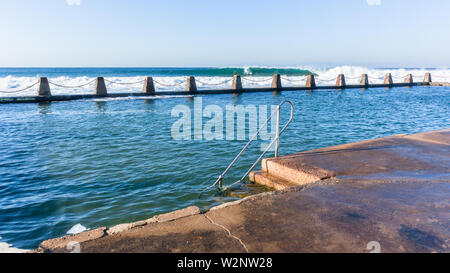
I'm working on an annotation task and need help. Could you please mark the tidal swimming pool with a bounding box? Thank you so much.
[1,86,449,249]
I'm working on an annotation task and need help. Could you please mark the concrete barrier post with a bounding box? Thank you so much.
[186,76,197,92]
[405,74,414,85]
[384,73,393,86]
[38,77,51,97]
[95,77,107,96]
[232,75,242,90]
[143,77,155,94]
[336,74,346,87]
[271,74,282,89]
[424,73,432,84]
[306,75,316,89]
[360,74,369,87]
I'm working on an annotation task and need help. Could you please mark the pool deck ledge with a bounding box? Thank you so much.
[31,129,450,253]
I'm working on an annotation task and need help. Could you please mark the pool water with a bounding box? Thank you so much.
[0,86,449,249]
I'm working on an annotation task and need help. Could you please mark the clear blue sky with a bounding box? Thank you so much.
[0,0,449,67]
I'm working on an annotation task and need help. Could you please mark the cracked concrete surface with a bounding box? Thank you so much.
[40,129,449,253]
[204,215,249,253]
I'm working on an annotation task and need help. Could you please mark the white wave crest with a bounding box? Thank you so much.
[311,66,450,84]
[0,66,449,97]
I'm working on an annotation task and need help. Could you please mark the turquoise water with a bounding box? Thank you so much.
[1,85,449,249]
[0,67,313,77]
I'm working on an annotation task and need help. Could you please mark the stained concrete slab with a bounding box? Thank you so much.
[256,129,450,187]
[52,214,245,253]
[40,129,450,253]
[39,227,106,251]
[153,206,200,223]
[206,180,449,253]
[403,129,450,145]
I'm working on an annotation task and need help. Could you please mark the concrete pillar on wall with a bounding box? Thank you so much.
[336,74,346,87]
[232,75,242,90]
[306,75,316,89]
[424,73,432,84]
[360,74,369,87]
[143,77,155,94]
[404,74,414,85]
[38,77,51,97]
[271,74,282,89]
[95,77,107,96]
[186,76,197,92]
[384,73,393,86]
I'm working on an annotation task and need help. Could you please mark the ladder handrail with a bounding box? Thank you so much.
[213,100,294,190]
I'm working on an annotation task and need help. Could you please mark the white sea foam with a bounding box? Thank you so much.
[0,66,449,97]
[67,224,87,235]
[311,66,450,85]
[0,236,28,253]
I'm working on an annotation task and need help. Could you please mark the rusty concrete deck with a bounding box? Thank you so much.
[34,129,450,253]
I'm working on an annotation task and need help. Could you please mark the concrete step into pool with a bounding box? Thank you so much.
[250,129,450,189]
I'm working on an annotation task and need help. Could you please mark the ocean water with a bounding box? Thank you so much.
[0,67,449,250]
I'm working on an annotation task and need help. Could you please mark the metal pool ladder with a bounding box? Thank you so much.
[213,100,294,191]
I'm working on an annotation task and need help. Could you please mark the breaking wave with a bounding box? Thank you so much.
[1,66,449,97]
